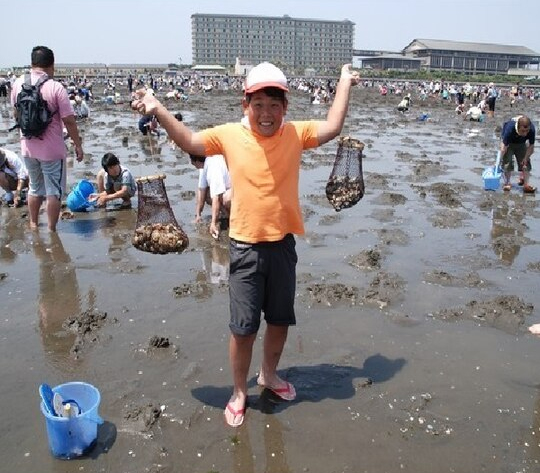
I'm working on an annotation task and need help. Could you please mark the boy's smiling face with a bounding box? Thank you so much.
[243,90,288,137]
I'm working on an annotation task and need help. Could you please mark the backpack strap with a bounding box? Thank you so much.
[23,73,49,88]
[32,74,49,89]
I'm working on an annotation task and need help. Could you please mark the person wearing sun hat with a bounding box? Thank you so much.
[131,61,360,427]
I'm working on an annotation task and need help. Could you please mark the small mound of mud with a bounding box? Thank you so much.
[349,248,382,271]
[62,309,111,358]
[423,270,487,288]
[428,209,470,228]
[302,205,317,221]
[366,173,389,189]
[377,228,409,246]
[410,160,445,180]
[432,295,534,334]
[173,281,208,298]
[63,309,108,335]
[148,335,170,348]
[179,190,195,200]
[305,282,358,306]
[305,193,331,207]
[373,192,408,206]
[124,403,162,432]
[395,151,415,162]
[527,261,540,271]
[369,207,396,223]
[362,272,406,308]
[319,214,341,225]
[172,279,227,299]
[428,182,462,208]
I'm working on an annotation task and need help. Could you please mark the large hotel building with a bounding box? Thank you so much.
[191,13,355,72]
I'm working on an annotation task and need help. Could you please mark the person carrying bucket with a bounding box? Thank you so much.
[500,115,536,193]
[94,153,136,208]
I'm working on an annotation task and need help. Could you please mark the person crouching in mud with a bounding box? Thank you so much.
[397,94,411,112]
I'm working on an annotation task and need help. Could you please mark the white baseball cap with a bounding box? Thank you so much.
[245,62,288,94]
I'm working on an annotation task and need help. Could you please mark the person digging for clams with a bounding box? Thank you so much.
[95,152,136,208]
[131,62,360,428]
[500,115,536,193]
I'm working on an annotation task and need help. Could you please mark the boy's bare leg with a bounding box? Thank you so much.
[225,332,257,425]
[257,324,295,399]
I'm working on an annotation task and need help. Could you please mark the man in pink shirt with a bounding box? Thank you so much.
[11,45,84,232]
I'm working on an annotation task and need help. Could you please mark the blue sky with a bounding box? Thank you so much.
[2,0,538,67]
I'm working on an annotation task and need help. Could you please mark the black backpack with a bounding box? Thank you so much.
[12,74,54,138]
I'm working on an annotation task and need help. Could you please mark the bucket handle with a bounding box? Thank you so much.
[495,151,502,173]
[56,397,105,424]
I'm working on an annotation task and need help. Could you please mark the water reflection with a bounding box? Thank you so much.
[490,204,525,264]
[200,239,230,285]
[232,412,291,473]
[98,210,137,263]
[530,389,540,464]
[0,209,27,263]
[33,232,81,365]
[139,136,162,157]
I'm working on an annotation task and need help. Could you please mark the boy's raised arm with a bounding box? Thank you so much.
[317,64,360,145]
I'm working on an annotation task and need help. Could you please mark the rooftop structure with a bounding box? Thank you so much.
[402,38,540,75]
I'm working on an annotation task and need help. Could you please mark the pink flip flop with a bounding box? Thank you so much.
[260,381,296,401]
[224,402,246,427]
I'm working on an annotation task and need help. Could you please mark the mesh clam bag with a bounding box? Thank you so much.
[325,136,365,211]
[132,174,189,254]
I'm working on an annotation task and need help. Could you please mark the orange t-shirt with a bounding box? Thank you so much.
[200,121,320,243]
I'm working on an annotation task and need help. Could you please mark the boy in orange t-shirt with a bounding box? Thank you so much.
[132,62,360,427]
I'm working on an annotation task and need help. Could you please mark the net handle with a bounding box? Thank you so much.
[136,174,166,183]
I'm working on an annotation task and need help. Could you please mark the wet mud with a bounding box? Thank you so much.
[1,86,540,473]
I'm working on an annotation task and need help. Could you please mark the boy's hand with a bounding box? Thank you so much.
[131,89,159,116]
[340,64,360,86]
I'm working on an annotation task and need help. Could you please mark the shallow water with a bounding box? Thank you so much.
[1,90,540,473]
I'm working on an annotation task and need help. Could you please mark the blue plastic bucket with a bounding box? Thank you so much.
[40,381,104,459]
[77,180,94,198]
[66,180,95,212]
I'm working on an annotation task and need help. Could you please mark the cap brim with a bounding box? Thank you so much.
[245,81,289,94]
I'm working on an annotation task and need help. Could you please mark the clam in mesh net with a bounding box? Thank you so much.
[132,175,189,254]
[325,136,365,212]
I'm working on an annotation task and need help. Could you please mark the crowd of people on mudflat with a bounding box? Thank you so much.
[1,49,537,221]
